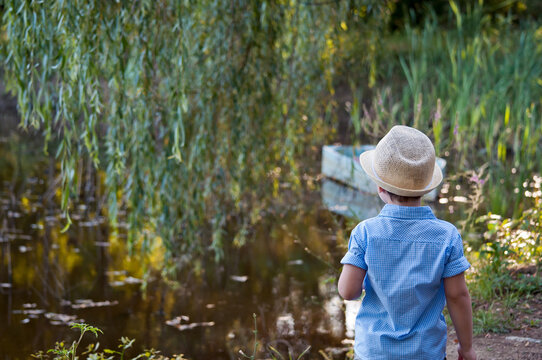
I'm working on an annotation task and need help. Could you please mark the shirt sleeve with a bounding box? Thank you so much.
[443,231,470,278]
[340,223,368,270]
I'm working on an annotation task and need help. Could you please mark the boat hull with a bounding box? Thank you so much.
[321,145,446,201]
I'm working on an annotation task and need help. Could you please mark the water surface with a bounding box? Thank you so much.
[1,104,460,359]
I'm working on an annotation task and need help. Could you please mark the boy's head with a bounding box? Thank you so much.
[377,187,422,206]
[359,125,442,199]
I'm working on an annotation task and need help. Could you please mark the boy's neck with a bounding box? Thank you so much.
[377,187,422,207]
[387,198,422,207]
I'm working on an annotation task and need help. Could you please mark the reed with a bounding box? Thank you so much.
[352,3,542,216]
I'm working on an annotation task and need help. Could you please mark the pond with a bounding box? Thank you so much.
[0,99,462,359]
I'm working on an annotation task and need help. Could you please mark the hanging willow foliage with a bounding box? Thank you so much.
[1,0,377,260]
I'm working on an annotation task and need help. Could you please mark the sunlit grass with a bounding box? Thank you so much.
[466,175,541,333]
[473,305,512,334]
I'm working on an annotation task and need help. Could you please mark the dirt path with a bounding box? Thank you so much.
[446,297,542,360]
[446,327,542,359]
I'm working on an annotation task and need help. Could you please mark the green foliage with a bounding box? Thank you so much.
[478,176,541,263]
[468,176,541,333]
[473,304,512,334]
[41,323,103,360]
[471,178,541,301]
[4,0,542,265]
[32,323,186,360]
[35,318,314,360]
[1,0,377,260]
[349,2,542,215]
[33,323,102,360]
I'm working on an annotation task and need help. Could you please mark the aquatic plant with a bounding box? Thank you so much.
[39,323,102,360]
[31,322,186,360]
[33,318,315,360]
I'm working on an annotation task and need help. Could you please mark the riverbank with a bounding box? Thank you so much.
[446,294,542,359]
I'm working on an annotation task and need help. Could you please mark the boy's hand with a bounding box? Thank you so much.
[457,344,476,360]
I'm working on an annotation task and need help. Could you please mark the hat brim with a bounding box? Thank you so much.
[359,150,443,197]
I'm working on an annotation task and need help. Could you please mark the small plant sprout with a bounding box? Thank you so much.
[45,323,103,360]
[239,313,260,360]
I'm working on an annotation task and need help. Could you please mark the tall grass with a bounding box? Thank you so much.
[352,3,542,216]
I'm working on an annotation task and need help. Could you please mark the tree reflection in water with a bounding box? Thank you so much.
[1,100,382,359]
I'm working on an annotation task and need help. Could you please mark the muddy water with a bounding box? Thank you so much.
[0,126,349,359]
[0,115,456,359]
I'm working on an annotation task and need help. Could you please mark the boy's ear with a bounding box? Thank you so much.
[377,186,391,204]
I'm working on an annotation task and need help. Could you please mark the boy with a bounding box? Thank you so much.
[338,126,476,360]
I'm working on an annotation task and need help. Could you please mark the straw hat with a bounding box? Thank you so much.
[359,125,443,197]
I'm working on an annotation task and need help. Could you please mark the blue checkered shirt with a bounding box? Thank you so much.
[341,204,470,360]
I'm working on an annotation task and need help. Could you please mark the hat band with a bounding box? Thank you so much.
[371,157,432,192]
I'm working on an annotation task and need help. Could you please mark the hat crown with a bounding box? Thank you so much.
[373,126,436,191]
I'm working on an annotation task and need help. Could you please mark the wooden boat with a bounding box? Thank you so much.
[321,145,446,201]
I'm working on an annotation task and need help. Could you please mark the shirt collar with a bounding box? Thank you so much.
[378,204,436,220]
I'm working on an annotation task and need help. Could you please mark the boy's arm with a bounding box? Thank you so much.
[444,272,476,360]
[338,264,366,300]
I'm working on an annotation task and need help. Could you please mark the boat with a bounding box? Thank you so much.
[321,178,382,220]
[321,145,446,201]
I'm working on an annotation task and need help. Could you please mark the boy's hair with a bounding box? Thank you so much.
[386,189,422,203]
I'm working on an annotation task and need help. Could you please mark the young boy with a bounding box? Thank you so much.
[338,126,476,360]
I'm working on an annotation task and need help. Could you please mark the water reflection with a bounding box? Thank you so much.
[0,93,461,359]
[321,179,381,220]
[0,121,355,358]
[344,299,361,339]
